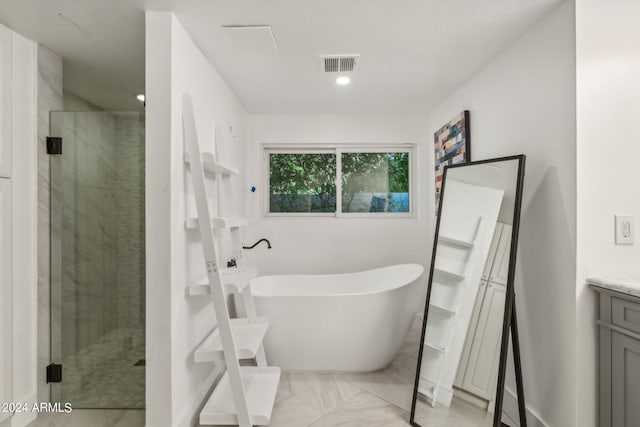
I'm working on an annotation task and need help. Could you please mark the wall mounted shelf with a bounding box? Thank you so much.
[199,367,281,426]
[185,216,249,230]
[194,317,270,362]
[188,267,258,295]
[425,342,447,353]
[429,303,457,315]
[418,380,437,401]
[183,94,277,426]
[421,215,485,408]
[434,267,466,281]
[184,152,239,176]
[438,234,475,248]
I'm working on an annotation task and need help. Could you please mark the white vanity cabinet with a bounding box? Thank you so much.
[455,222,511,404]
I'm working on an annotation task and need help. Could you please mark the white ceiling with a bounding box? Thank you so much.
[0,0,563,113]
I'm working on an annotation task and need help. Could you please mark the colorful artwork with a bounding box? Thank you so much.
[434,111,470,213]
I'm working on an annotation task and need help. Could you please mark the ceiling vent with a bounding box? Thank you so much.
[320,55,359,73]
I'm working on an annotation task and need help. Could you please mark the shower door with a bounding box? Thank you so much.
[50,111,145,409]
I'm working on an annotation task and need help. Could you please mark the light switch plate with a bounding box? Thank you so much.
[615,215,634,245]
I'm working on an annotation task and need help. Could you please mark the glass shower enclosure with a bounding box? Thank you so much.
[49,111,145,408]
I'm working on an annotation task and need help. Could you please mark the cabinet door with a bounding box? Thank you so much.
[0,26,11,178]
[455,280,488,386]
[489,224,512,285]
[460,282,506,400]
[612,331,640,427]
[0,179,12,425]
[481,224,503,281]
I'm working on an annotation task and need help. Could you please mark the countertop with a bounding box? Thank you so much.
[588,277,640,299]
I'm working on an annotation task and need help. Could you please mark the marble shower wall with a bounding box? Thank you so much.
[52,111,120,359]
[114,112,145,330]
[40,49,145,404]
[50,109,145,361]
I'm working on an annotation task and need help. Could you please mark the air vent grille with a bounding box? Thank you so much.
[324,57,339,72]
[321,55,359,73]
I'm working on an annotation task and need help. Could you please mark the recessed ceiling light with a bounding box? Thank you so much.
[336,76,351,85]
[135,94,145,102]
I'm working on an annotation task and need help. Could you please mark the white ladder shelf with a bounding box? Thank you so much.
[183,94,280,426]
[422,217,482,407]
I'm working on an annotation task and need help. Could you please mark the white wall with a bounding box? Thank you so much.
[146,12,248,427]
[576,1,640,426]
[245,115,430,276]
[424,2,576,426]
[0,26,38,427]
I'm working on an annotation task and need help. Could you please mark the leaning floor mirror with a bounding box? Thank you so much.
[411,155,526,427]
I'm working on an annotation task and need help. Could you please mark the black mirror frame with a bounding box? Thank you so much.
[410,154,527,427]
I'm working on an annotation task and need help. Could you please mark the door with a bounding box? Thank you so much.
[50,111,145,408]
[455,280,488,386]
[611,331,640,427]
[488,224,512,285]
[481,224,503,281]
[460,282,506,400]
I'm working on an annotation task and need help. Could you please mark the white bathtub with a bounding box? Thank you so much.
[251,264,425,372]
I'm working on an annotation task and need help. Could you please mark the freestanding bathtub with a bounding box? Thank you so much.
[251,264,425,372]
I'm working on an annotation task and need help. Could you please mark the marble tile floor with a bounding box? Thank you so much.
[27,410,144,427]
[203,315,493,427]
[31,317,493,426]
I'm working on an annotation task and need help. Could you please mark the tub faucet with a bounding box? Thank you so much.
[243,238,272,250]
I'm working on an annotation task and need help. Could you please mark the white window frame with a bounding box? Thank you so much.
[263,144,416,218]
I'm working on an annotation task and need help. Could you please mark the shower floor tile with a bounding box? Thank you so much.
[57,327,144,409]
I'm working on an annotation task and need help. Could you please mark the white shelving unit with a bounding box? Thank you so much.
[187,266,258,295]
[434,267,466,282]
[438,234,475,248]
[421,217,482,407]
[454,223,512,406]
[185,216,249,230]
[183,94,279,427]
[185,152,239,176]
[428,302,457,315]
[195,317,270,362]
[199,367,281,426]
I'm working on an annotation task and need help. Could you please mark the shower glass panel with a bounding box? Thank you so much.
[50,111,145,409]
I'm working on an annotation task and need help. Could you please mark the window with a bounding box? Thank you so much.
[269,152,336,213]
[266,147,413,216]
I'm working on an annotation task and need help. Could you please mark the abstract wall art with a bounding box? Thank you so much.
[434,110,470,213]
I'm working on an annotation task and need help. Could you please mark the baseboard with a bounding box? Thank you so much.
[175,366,224,427]
[502,386,548,427]
[501,410,519,426]
[453,387,489,410]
